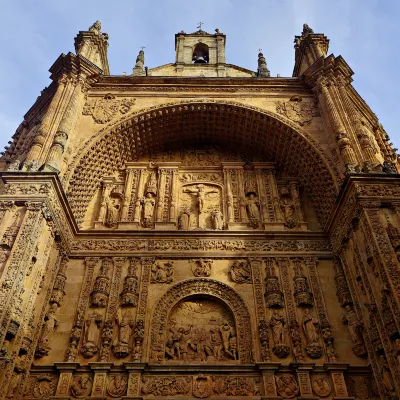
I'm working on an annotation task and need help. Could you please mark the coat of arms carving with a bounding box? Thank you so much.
[275,95,319,126]
[83,94,136,124]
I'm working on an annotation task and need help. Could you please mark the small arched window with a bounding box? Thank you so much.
[192,43,209,64]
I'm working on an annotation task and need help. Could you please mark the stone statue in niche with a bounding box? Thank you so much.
[181,183,221,229]
[279,187,297,229]
[191,259,213,277]
[245,192,260,228]
[151,261,174,283]
[35,303,58,358]
[302,309,323,359]
[229,260,251,283]
[120,259,139,306]
[269,310,290,358]
[275,375,300,399]
[70,375,92,398]
[341,304,367,358]
[81,312,102,358]
[211,208,224,230]
[113,309,134,358]
[164,298,238,363]
[178,207,191,230]
[141,172,157,228]
[107,374,128,398]
[105,197,121,228]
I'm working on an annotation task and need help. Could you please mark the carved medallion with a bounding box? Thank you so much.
[275,96,319,126]
[33,374,57,399]
[229,260,252,283]
[107,374,128,397]
[275,375,299,399]
[70,375,92,398]
[83,94,136,124]
[312,377,331,397]
[193,375,212,398]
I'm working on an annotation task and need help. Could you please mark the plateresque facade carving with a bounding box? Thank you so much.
[0,21,398,399]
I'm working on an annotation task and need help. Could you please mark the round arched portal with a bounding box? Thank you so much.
[148,278,253,364]
[65,100,339,228]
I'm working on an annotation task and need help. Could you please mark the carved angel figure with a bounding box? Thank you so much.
[219,321,236,360]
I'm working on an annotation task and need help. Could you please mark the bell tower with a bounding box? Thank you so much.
[175,24,227,76]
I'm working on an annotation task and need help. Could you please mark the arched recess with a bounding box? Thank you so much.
[65,100,340,228]
[148,278,253,364]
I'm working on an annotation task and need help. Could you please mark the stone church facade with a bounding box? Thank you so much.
[0,21,399,399]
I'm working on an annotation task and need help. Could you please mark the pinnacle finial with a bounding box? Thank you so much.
[302,23,314,35]
[89,20,102,34]
[197,22,204,30]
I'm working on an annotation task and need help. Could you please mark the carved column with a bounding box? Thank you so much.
[99,257,124,361]
[155,169,166,222]
[0,202,46,397]
[258,363,281,400]
[249,258,270,361]
[289,181,305,223]
[121,169,135,221]
[132,257,153,361]
[133,170,147,223]
[314,77,358,173]
[54,362,79,399]
[296,364,316,399]
[169,169,179,223]
[23,77,68,166]
[65,257,98,362]
[223,168,235,224]
[278,258,305,362]
[305,258,338,362]
[335,76,381,170]
[269,169,283,222]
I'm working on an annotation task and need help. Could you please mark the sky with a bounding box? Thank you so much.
[0,0,399,153]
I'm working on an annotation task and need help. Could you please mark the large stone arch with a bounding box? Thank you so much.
[65,100,340,228]
[148,278,253,364]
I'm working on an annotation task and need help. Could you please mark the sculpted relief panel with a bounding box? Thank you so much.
[86,146,313,231]
[165,297,238,362]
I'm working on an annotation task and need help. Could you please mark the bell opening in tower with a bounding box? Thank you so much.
[192,43,209,64]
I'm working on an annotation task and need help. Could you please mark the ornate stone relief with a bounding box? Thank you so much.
[191,259,213,277]
[80,312,102,358]
[165,298,238,362]
[151,260,174,283]
[90,258,112,308]
[70,375,92,398]
[149,279,252,363]
[312,377,331,397]
[275,96,319,126]
[264,258,284,308]
[107,374,128,397]
[229,260,251,283]
[292,259,313,307]
[275,374,300,399]
[119,258,139,306]
[83,94,135,124]
[269,310,290,358]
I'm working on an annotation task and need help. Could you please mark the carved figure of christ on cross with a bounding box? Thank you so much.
[183,184,218,213]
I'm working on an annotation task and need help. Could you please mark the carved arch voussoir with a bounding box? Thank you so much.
[149,278,253,364]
